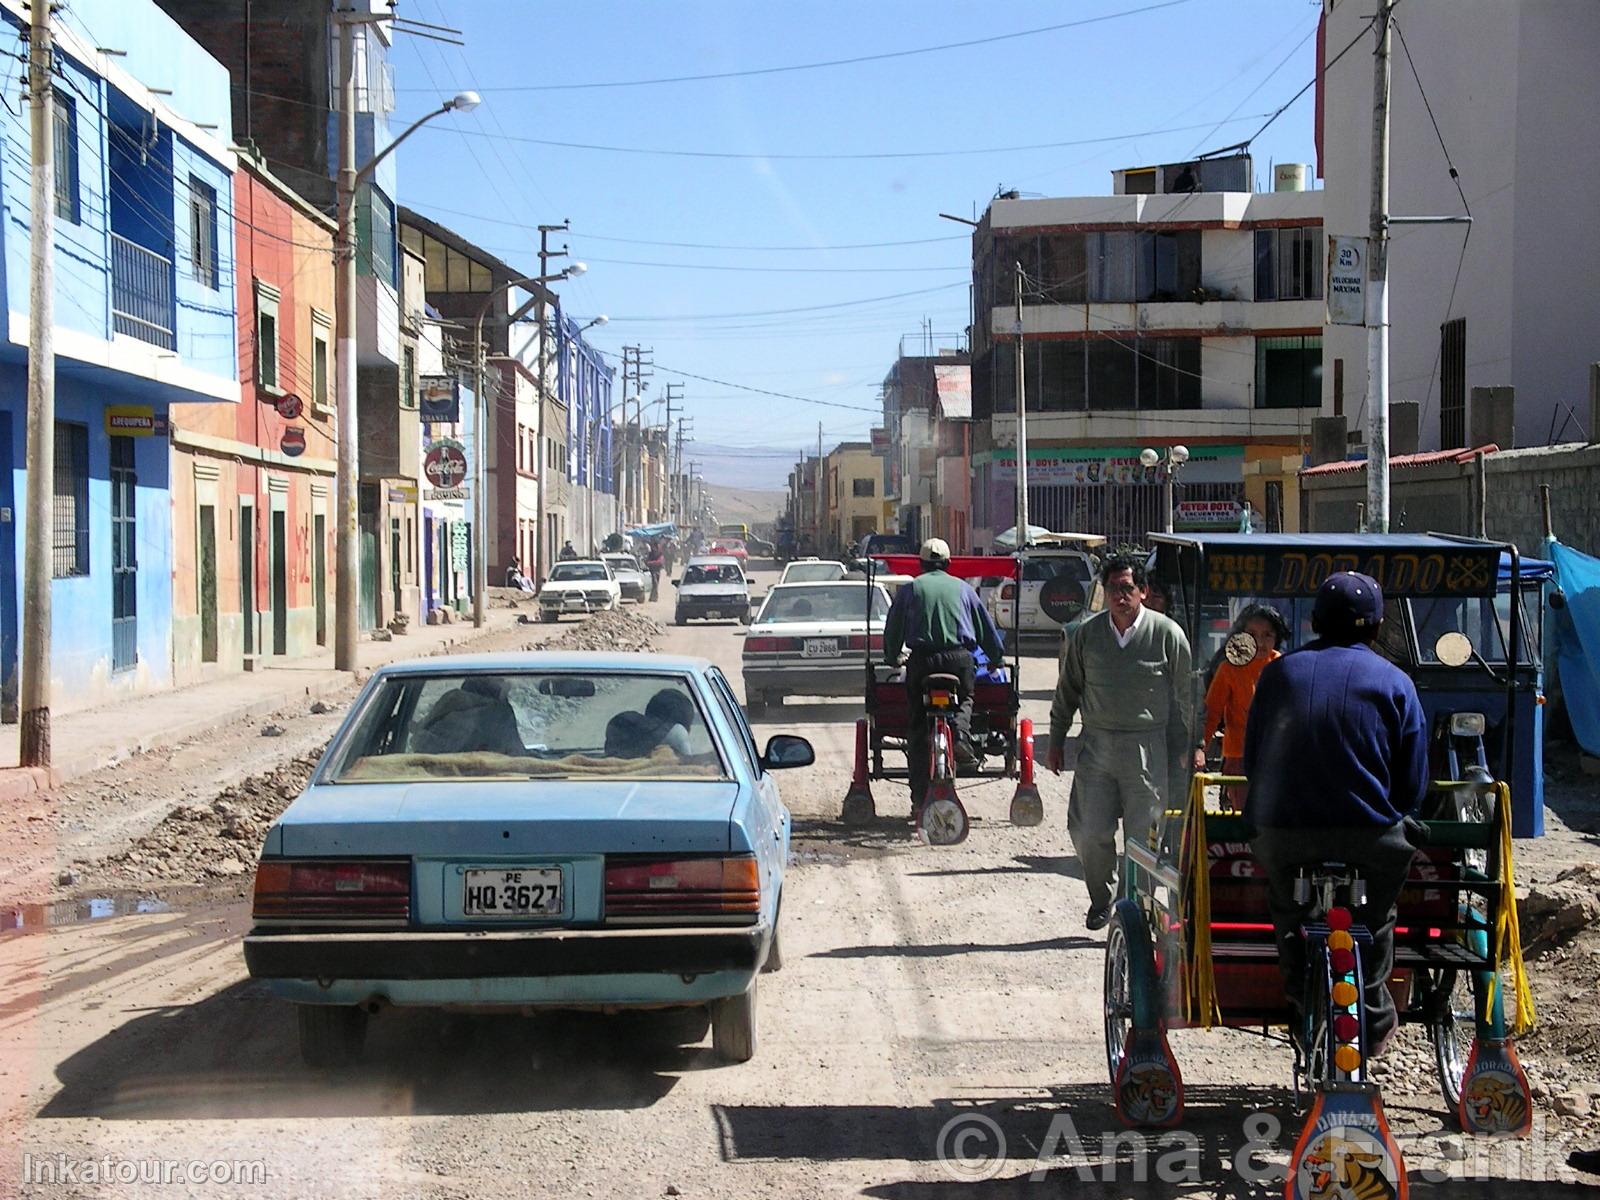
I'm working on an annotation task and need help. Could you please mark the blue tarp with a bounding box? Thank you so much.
[625,522,679,539]
[1501,552,1555,586]
[1549,540,1600,757]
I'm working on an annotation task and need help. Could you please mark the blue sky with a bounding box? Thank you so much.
[390,0,1323,489]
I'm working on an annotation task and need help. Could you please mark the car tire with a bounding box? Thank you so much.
[762,901,783,973]
[674,609,688,626]
[297,1004,367,1068]
[746,689,768,718]
[711,980,757,1064]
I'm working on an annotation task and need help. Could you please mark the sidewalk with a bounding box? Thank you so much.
[0,606,526,802]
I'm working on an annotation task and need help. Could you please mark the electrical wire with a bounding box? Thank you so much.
[651,365,882,415]
[392,1,1195,93]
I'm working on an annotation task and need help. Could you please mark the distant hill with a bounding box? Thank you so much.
[702,483,785,532]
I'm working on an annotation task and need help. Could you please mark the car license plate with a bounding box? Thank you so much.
[803,638,841,658]
[463,868,563,917]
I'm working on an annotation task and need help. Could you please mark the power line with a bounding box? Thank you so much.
[652,365,882,414]
[392,1,1194,93]
[406,111,1278,162]
[604,282,966,323]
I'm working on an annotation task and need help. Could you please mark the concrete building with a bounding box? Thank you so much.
[822,442,881,555]
[556,311,617,553]
[1318,0,1600,453]
[0,0,239,718]
[881,347,969,544]
[169,155,337,684]
[414,289,472,621]
[967,155,1323,544]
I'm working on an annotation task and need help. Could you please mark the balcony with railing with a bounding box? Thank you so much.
[111,232,175,351]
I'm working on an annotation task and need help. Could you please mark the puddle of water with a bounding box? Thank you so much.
[0,894,170,935]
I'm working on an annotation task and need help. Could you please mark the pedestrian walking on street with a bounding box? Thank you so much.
[882,538,1006,814]
[1046,553,1192,931]
[646,541,665,601]
[1243,572,1427,1055]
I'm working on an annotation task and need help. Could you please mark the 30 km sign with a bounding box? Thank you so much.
[424,440,468,489]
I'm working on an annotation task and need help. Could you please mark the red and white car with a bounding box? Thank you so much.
[707,538,750,564]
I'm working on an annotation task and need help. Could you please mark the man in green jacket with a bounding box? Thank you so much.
[1046,553,1192,930]
[884,538,1007,812]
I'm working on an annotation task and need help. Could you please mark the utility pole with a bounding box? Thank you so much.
[535,221,570,581]
[664,383,683,521]
[1014,261,1031,548]
[332,7,360,671]
[816,422,824,554]
[1364,1,1394,533]
[19,0,56,766]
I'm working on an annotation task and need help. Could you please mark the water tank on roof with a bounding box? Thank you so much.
[1274,163,1309,192]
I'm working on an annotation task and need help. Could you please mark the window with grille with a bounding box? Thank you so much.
[52,422,89,577]
[189,175,218,288]
[852,477,874,497]
[1255,336,1323,409]
[52,89,79,224]
[255,282,280,389]
[1439,317,1466,448]
[1254,227,1323,300]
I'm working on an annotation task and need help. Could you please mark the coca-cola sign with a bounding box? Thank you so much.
[424,439,468,489]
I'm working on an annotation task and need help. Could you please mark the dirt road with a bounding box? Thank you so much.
[1,562,1595,1197]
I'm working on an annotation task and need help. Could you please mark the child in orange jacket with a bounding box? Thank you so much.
[1194,604,1291,810]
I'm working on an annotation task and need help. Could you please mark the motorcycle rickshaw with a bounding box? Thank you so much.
[840,553,1044,844]
[1103,533,1537,1200]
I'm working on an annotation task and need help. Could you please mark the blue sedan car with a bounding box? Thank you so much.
[243,652,809,1067]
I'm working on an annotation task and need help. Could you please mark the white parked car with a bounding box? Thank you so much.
[538,560,621,621]
[778,559,847,584]
[603,553,649,603]
[742,581,890,716]
[674,556,752,625]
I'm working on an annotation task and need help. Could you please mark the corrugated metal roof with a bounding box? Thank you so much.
[1300,444,1498,477]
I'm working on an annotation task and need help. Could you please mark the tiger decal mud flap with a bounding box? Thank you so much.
[1288,1087,1408,1200]
[1113,1027,1183,1128]
[916,777,969,846]
[1458,1039,1534,1137]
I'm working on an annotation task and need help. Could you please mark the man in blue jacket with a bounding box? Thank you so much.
[1243,571,1428,1054]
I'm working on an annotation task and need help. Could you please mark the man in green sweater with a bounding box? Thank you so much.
[884,538,1007,812]
[1046,553,1192,930]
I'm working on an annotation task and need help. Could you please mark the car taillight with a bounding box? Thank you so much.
[1001,584,1016,600]
[744,636,800,652]
[604,856,760,916]
[869,634,884,651]
[252,859,411,921]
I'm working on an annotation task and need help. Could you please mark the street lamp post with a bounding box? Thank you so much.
[469,264,586,628]
[334,4,477,670]
[1140,444,1190,534]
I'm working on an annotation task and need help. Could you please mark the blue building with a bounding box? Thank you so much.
[557,309,616,549]
[0,0,236,719]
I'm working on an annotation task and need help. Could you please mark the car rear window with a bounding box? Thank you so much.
[550,563,609,582]
[605,556,641,572]
[760,584,887,624]
[325,672,729,783]
[783,562,846,583]
[684,564,743,585]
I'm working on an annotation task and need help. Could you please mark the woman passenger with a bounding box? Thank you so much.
[1194,604,1291,810]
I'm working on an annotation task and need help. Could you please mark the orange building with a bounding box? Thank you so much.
[169,155,337,682]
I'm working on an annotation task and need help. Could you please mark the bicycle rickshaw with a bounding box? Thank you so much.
[839,553,1044,844]
[1103,534,1537,1199]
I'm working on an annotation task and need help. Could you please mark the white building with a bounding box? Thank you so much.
[969,158,1325,541]
[1319,0,1600,450]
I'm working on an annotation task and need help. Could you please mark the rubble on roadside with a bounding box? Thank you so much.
[529,607,664,655]
[85,754,321,886]
[1521,864,1600,955]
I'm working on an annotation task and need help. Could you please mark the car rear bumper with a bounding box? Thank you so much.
[245,922,770,981]
[743,664,866,698]
[540,595,614,613]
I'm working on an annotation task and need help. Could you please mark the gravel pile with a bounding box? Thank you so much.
[87,754,321,886]
[531,607,665,654]
[1521,864,1600,954]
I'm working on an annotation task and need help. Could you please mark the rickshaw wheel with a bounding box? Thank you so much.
[919,796,968,846]
[1104,900,1158,1085]
[1424,967,1477,1112]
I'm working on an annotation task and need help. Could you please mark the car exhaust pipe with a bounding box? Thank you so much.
[1009,718,1044,826]
[841,718,875,825]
